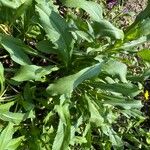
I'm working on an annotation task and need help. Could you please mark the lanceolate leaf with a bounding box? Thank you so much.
[85,94,104,127]
[92,82,140,97]
[0,102,35,124]
[0,34,31,65]
[0,123,24,150]
[47,63,101,96]
[61,0,103,21]
[93,21,124,40]
[100,94,143,110]
[53,98,71,150]
[36,2,73,65]
[0,62,5,95]
[12,65,58,82]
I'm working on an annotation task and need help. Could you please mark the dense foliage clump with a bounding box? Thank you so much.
[0,0,150,149]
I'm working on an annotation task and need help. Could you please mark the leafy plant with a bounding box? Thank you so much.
[0,0,150,149]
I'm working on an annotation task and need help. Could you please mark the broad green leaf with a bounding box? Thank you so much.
[101,60,127,82]
[0,62,5,95]
[36,40,56,54]
[12,65,58,82]
[6,136,24,150]
[0,111,34,124]
[0,0,22,9]
[93,21,124,40]
[0,123,14,150]
[61,0,103,21]
[138,49,150,62]
[0,102,34,123]
[36,2,73,65]
[0,123,24,150]
[0,34,31,65]
[85,94,104,127]
[47,63,101,96]
[0,101,15,112]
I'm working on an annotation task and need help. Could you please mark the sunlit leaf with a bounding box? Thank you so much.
[93,21,124,40]
[0,123,24,150]
[101,60,127,82]
[12,65,58,82]
[0,62,5,95]
[36,2,73,66]
[138,49,150,62]
[47,63,101,96]
[61,0,103,21]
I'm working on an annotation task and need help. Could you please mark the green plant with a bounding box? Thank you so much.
[0,0,150,149]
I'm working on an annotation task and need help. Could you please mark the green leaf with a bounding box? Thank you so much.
[0,62,5,95]
[47,63,101,96]
[53,97,70,150]
[36,2,73,66]
[101,94,143,109]
[101,60,127,82]
[0,123,24,150]
[114,34,150,50]
[61,0,103,21]
[0,102,35,124]
[93,82,140,97]
[0,0,21,9]
[0,111,34,124]
[108,128,123,147]
[125,18,150,40]
[85,94,104,127]
[138,49,150,62]
[6,136,24,150]
[126,1,150,34]
[12,65,58,82]
[93,21,124,40]
[0,101,15,112]
[11,0,32,25]
[0,34,31,65]
[36,40,56,54]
